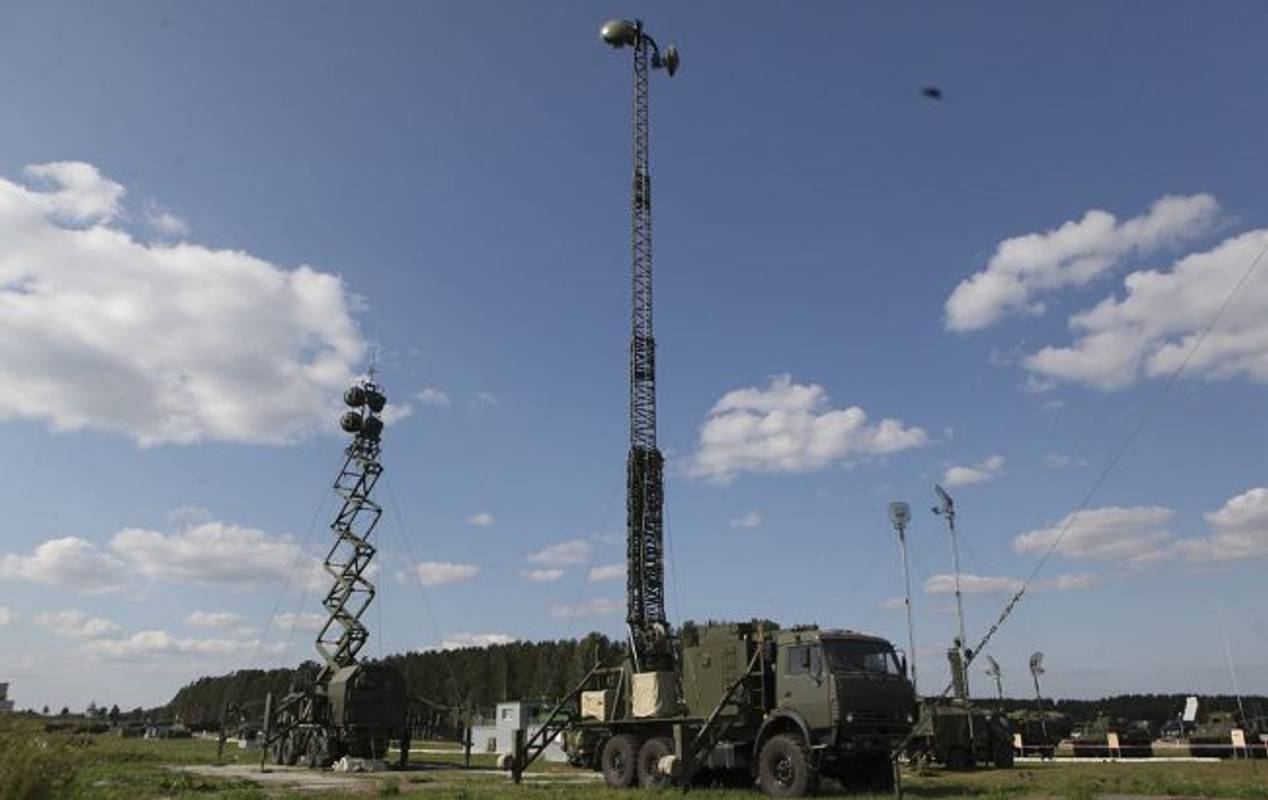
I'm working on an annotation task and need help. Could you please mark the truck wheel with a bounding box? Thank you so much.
[992,739,1015,769]
[601,734,639,788]
[637,738,673,789]
[944,744,972,771]
[868,755,896,792]
[758,733,818,798]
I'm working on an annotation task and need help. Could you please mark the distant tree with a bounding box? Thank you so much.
[59,706,69,717]
[41,705,49,715]
[108,705,121,724]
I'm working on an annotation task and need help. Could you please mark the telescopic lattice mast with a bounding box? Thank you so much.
[314,378,389,685]
[603,19,677,671]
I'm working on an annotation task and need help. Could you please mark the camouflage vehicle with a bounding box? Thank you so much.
[907,699,1013,769]
[561,622,915,797]
[1190,711,1265,758]
[1061,714,1152,758]
[1008,709,1073,758]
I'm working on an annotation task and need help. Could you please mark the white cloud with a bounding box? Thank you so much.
[438,632,515,650]
[587,564,624,582]
[945,194,1218,331]
[879,597,906,611]
[80,630,283,660]
[273,612,326,632]
[924,572,1099,595]
[1025,229,1268,390]
[527,539,592,567]
[410,561,480,587]
[145,206,188,236]
[1174,487,1268,562]
[522,569,564,582]
[729,511,763,529]
[35,610,120,638]
[550,598,622,618]
[23,161,125,222]
[467,512,495,527]
[185,611,244,629]
[0,536,129,593]
[942,454,1005,487]
[416,387,451,407]
[0,161,368,446]
[1,517,318,593]
[111,521,312,588]
[687,375,928,483]
[471,391,499,407]
[1013,506,1174,566]
[0,607,13,626]
[1042,453,1081,469]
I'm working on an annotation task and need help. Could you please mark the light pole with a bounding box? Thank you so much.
[1030,651,1049,743]
[889,501,918,696]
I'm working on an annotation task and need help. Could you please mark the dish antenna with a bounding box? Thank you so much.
[931,484,973,739]
[984,654,1003,702]
[1029,650,1049,741]
[887,501,917,694]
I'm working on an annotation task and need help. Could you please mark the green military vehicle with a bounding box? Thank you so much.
[907,699,1013,769]
[560,622,915,797]
[1008,709,1073,758]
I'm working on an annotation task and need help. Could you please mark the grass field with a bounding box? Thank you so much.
[3,715,1268,799]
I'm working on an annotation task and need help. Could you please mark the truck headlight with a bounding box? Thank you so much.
[906,712,914,724]
[845,712,855,724]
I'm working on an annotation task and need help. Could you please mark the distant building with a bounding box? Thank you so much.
[0,683,14,713]
[467,701,567,762]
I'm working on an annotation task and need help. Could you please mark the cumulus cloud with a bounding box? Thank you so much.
[527,539,592,567]
[942,455,1005,487]
[945,194,1218,331]
[0,536,129,593]
[467,512,495,527]
[550,598,622,618]
[1025,229,1268,390]
[729,511,763,529]
[522,569,564,582]
[924,572,1098,595]
[144,205,188,236]
[1174,487,1268,562]
[417,388,451,407]
[687,375,927,483]
[410,561,480,587]
[1,517,318,593]
[438,632,515,650]
[185,611,244,629]
[0,607,14,626]
[36,610,120,638]
[81,630,284,660]
[1042,453,1083,469]
[0,161,370,445]
[111,521,313,588]
[587,564,624,582]
[1013,506,1174,566]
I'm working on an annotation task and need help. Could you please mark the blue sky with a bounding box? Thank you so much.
[2,1,1268,711]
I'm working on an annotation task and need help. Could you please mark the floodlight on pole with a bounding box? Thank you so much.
[888,501,917,695]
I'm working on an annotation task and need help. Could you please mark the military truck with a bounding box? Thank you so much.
[560,622,915,797]
[269,663,408,767]
[906,699,1013,769]
[1008,709,1072,758]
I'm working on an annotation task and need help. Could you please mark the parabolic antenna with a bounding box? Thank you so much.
[985,654,1001,677]
[888,501,911,528]
[1029,651,1045,676]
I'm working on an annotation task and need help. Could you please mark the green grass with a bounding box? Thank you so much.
[4,714,1268,799]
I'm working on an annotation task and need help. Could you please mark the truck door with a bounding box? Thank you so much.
[778,643,832,731]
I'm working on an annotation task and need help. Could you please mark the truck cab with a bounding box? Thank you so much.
[759,628,915,793]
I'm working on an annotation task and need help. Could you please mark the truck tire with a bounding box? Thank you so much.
[944,744,972,771]
[758,733,818,798]
[637,738,674,789]
[601,734,640,789]
[992,738,1015,769]
[868,755,896,792]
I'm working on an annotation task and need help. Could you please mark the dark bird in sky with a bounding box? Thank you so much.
[921,86,943,100]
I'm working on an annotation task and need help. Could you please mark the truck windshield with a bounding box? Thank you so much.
[823,640,902,676]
